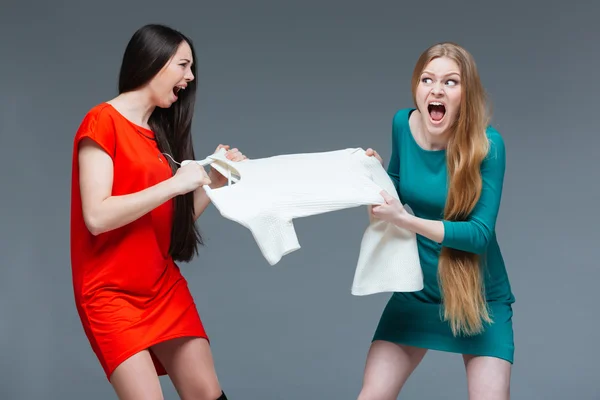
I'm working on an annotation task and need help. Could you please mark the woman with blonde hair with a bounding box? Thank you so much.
[360,42,515,400]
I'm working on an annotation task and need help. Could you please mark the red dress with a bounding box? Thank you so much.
[70,103,209,381]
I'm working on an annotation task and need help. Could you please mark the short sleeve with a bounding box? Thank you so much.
[74,105,117,159]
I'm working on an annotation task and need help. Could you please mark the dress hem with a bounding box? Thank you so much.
[371,335,514,364]
[104,331,210,382]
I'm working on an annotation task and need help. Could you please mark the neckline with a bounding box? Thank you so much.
[104,102,155,139]
[406,108,446,154]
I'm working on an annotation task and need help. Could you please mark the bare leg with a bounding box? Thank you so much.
[109,350,164,400]
[151,337,223,400]
[463,354,511,400]
[357,340,428,400]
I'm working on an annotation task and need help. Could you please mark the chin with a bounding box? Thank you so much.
[425,117,449,135]
[158,100,175,109]
[154,93,179,109]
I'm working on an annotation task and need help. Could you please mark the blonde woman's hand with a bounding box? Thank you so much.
[365,148,383,165]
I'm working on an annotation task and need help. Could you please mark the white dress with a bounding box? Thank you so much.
[187,147,423,295]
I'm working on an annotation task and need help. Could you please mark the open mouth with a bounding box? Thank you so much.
[173,85,185,97]
[427,101,446,123]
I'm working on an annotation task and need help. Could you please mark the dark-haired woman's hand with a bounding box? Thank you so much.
[172,162,212,195]
[209,144,248,188]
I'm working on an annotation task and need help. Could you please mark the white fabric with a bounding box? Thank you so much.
[197,147,423,296]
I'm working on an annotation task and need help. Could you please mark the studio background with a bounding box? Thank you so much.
[1,1,598,399]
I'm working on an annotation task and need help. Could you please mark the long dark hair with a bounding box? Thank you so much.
[118,24,202,262]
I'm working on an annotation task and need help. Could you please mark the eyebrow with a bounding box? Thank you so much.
[180,58,191,63]
[422,70,460,77]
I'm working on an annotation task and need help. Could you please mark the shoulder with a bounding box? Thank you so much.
[391,108,415,138]
[76,103,118,136]
[481,125,506,176]
[74,103,119,157]
[392,108,414,127]
[484,125,506,162]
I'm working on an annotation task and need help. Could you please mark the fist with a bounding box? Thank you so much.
[209,144,248,188]
[174,161,211,195]
[371,190,406,224]
[215,144,247,162]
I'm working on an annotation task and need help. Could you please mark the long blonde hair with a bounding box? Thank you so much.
[411,42,492,336]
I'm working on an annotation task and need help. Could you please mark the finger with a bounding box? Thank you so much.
[371,207,381,219]
[365,148,373,156]
[380,190,394,203]
[232,151,244,160]
[196,163,207,173]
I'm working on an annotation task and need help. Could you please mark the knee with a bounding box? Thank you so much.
[465,356,511,400]
[468,383,510,400]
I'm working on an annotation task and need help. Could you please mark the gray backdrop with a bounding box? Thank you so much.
[1,0,598,399]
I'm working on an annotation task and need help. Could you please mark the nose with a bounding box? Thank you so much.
[431,81,444,95]
[185,68,195,82]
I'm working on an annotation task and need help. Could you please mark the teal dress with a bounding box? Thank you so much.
[372,108,515,363]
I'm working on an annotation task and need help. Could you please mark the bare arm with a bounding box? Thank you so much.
[397,214,445,244]
[193,187,212,221]
[79,138,201,235]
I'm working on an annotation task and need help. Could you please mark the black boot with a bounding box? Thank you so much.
[217,391,228,400]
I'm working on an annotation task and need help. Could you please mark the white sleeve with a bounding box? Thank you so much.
[243,213,301,265]
[208,189,301,265]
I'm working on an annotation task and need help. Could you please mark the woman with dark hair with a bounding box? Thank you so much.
[70,24,243,399]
